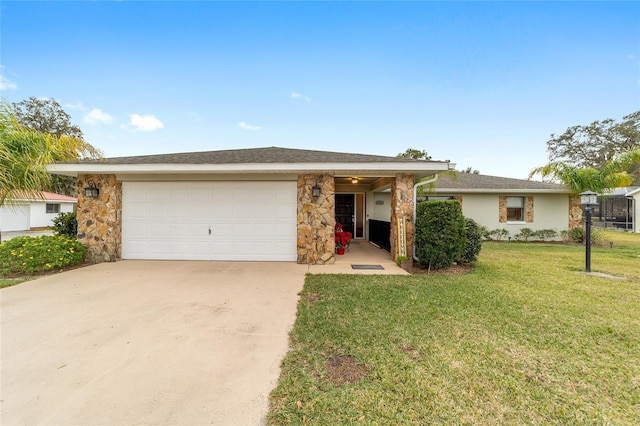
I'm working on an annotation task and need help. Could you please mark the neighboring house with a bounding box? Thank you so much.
[425,173,573,238]
[626,187,640,233]
[591,187,638,231]
[0,192,77,232]
[48,147,452,264]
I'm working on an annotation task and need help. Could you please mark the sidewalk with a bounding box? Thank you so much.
[1,229,55,242]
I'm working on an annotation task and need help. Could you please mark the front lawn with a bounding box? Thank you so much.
[269,233,640,425]
[0,278,28,289]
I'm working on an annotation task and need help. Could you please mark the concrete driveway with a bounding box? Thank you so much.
[1,260,307,425]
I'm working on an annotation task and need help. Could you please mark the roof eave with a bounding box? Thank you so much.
[434,188,571,194]
[47,161,452,177]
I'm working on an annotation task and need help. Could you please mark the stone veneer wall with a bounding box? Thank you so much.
[297,174,335,264]
[498,196,508,223]
[568,195,582,229]
[77,174,122,263]
[525,196,534,223]
[390,174,414,262]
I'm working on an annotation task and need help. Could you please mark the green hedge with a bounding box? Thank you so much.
[51,211,78,238]
[415,200,466,269]
[0,235,87,275]
[459,218,483,264]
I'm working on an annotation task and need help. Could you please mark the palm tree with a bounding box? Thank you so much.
[529,147,640,195]
[0,100,102,206]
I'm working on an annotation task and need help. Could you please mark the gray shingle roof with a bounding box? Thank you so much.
[434,173,569,192]
[80,146,445,165]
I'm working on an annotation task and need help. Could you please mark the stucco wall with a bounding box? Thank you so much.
[369,192,391,221]
[455,193,570,236]
[30,201,75,229]
[632,193,640,233]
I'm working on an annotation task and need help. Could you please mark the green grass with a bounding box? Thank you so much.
[0,278,29,289]
[269,234,640,425]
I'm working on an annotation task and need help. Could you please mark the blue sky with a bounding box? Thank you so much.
[1,1,638,179]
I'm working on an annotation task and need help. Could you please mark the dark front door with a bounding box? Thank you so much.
[335,194,355,236]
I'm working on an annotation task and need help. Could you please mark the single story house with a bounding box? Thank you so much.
[627,187,640,233]
[0,192,77,232]
[590,187,638,232]
[370,173,575,241]
[429,173,575,238]
[48,147,453,264]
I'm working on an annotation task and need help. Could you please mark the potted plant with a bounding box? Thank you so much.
[335,222,352,255]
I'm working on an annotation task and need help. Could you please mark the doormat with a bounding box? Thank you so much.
[351,264,384,270]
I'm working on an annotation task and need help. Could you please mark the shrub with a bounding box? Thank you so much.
[565,227,605,245]
[458,218,483,264]
[0,235,87,275]
[478,224,491,240]
[591,228,605,246]
[488,228,510,241]
[51,211,78,238]
[567,227,585,243]
[534,229,558,241]
[415,200,466,269]
[515,227,535,242]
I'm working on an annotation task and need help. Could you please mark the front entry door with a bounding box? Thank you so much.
[335,193,365,238]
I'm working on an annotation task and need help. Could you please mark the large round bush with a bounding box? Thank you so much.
[0,235,87,275]
[415,200,466,269]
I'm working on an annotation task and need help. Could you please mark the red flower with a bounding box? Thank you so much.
[335,231,352,248]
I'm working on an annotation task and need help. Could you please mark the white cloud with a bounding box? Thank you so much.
[65,101,87,110]
[130,114,164,131]
[238,121,261,131]
[0,74,17,90]
[84,108,114,125]
[291,92,311,101]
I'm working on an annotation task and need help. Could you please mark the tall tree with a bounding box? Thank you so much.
[11,97,89,195]
[0,100,101,206]
[397,148,432,160]
[546,111,640,183]
[13,97,84,139]
[529,148,640,195]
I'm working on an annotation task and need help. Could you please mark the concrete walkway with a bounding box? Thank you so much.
[1,261,307,425]
[1,229,54,242]
[307,239,410,275]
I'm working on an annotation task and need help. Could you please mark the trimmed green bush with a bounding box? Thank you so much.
[488,228,510,241]
[515,227,535,242]
[415,200,466,269]
[566,227,605,245]
[534,229,558,241]
[0,235,87,275]
[458,218,483,264]
[568,227,585,243]
[51,211,78,238]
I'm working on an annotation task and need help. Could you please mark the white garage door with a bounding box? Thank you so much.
[122,181,297,261]
[0,204,30,232]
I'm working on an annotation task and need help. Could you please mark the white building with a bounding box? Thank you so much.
[0,192,77,232]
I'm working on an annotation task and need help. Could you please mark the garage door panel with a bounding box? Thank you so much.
[0,205,30,232]
[123,181,296,261]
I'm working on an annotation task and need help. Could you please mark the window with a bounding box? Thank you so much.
[46,203,61,214]
[506,197,524,222]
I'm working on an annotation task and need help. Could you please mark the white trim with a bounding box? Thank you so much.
[47,162,451,176]
[435,188,570,194]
